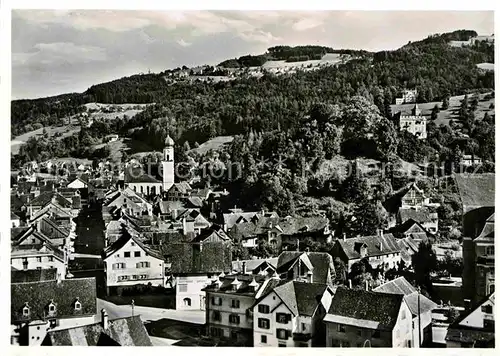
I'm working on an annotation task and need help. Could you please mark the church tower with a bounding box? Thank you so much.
[162,135,175,192]
[411,103,421,116]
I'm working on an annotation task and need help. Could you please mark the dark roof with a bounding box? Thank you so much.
[327,287,404,330]
[29,191,72,208]
[11,277,97,324]
[276,251,335,285]
[389,219,431,238]
[273,281,329,316]
[11,212,21,220]
[44,315,153,346]
[455,173,495,209]
[279,216,329,235]
[163,241,232,274]
[11,269,58,283]
[398,207,436,224]
[474,213,494,243]
[124,165,161,183]
[373,277,437,315]
[190,225,230,243]
[337,233,400,260]
[203,274,268,295]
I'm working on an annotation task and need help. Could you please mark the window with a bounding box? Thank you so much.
[486,246,494,255]
[298,342,308,347]
[481,305,493,314]
[212,296,222,306]
[276,313,290,324]
[337,324,346,333]
[258,318,270,329]
[131,242,135,246]
[48,302,56,314]
[489,284,495,294]
[137,261,150,268]
[258,304,270,314]
[229,314,240,324]
[36,257,42,262]
[278,343,286,347]
[22,305,30,317]
[357,329,362,337]
[402,311,406,320]
[302,323,307,332]
[212,311,221,321]
[124,252,131,258]
[211,328,224,338]
[277,329,289,340]
[32,239,36,244]
[134,251,141,257]
[231,299,240,308]
[132,275,139,280]
[113,263,126,269]
[178,284,188,293]
[48,256,54,262]
[74,301,81,311]
[231,331,238,340]
[37,267,42,270]
[183,298,191,307]
[261,335,267,344]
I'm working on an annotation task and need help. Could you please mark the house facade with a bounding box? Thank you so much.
[324,288,413,348]
[445,293,495,348]
[253,280,334,347]
[333,233,402,273]
[103,233,166,294]
[398,104,427,139]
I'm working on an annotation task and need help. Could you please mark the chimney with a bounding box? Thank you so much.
[348,279,352,289]
[101,309,109,330]
[307,270,313,283]
[242,261,247,275]
[365,280,369,291]
[343,233,346,241]
[296,238,300,252]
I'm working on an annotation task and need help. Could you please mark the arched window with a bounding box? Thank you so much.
[183,298,192,307]
[270,239,277,246]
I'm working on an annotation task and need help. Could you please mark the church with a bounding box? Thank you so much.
[124,135,176,196]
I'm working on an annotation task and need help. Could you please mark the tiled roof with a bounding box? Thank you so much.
[204,274,268,295]
[327,287,404,330]
[44,315,153,346]
[29,191,72,208]
[373,277,437,316]
[398,207,436,224]
[11,269,58,283]
[186,196,203,208]
[190,225,230,243]
[276,251,335,285]
[11,277,97,323]
[273,281,329,317]
[168,182,192,194]
[454,173,495,208]
[163,240,232,274]
[11,212,20,220]
[337,233,400,260]
[279,216,329,235]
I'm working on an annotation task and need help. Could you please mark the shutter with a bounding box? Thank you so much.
[136,262,140,268]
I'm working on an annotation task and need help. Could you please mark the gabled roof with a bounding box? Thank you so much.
[30,202,73,222]
[203,274,268,295]
[272,281,329,317]
[40,216,71,237]
[186,196,203,208]
[326,287,404,330]
[398,207,436,224]
[446,293,495,345]
[276,251,335,285]
[11,212,21,220]
[44,315,153,346]
[11,277,97,324]
[474,213,494,243]
[231,258,278,273]
[168,182,192,194]
[124,165,161,183]
[337,233,400,260]
[29,191,72,208]
[103,227,163,260]
[454,173,495,209]
[373,277,437,316]
[190,225,230,243]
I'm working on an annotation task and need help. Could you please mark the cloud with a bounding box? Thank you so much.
[292,18,324,31]
[13,42,107,68]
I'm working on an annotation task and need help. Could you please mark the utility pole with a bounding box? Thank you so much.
[417,286,422,347]
[131,299,135,317]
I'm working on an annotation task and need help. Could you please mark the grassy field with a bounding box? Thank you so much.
[189,135,234,155]
[11,125,81,154]
[390,92,494,127]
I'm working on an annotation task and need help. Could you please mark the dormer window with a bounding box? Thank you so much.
[23,303,30,317]
[74,298,82,311]
[48,300,57,315]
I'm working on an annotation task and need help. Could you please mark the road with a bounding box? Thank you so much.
[96,298,206,324]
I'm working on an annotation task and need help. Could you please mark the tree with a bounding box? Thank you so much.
[431,104,440,120]
[338,167,370,204]
[412,241,438,293]
[334,257,347,285]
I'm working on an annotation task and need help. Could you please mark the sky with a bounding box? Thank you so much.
[11,10,494,100]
